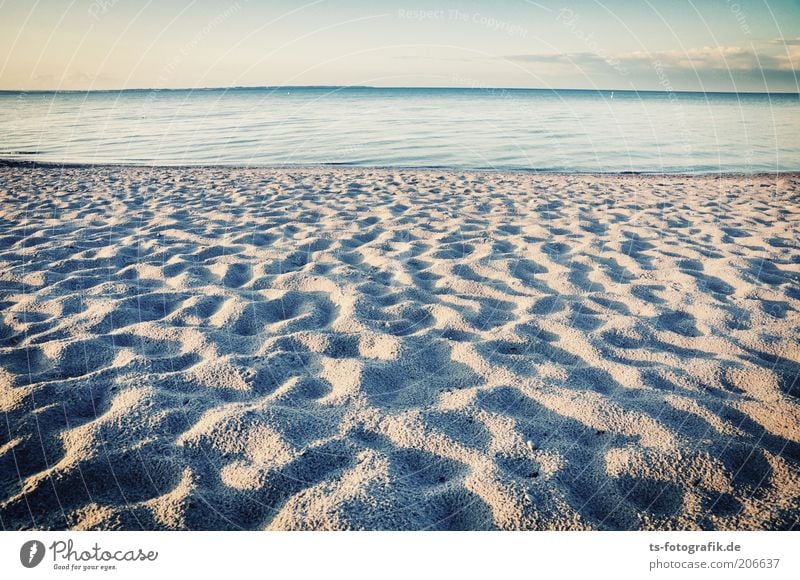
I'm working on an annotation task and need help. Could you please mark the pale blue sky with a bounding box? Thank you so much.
[1,0,798,92]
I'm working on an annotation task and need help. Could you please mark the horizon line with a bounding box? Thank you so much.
[1,85,799,96]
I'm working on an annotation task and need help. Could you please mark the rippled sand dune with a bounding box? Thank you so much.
[0,165,798,530]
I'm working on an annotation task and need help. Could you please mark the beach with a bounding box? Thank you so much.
[1,164,798,530]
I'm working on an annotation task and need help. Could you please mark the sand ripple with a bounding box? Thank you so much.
[1,166,798,530]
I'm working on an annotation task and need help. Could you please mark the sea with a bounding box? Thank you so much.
[1,87,798,173]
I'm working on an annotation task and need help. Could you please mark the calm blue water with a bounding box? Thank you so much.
[1,87,798,172]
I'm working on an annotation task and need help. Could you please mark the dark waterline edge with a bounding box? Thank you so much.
[2,158,798,178]
[1,86,799,97]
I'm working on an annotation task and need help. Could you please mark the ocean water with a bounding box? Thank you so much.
[0,87,798,172]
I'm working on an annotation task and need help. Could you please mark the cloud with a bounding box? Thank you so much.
[769,37,800,46]
[620,46,793,73]
[503,51,629,74]
[505,43,799,77]
[505,52,603,64]
[392,55,475,62]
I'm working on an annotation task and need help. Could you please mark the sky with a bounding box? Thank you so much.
[1,0,798,92]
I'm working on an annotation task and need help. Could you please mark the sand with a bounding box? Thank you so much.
[0,164,798,530]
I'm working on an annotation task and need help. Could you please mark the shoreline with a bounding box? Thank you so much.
[2,158,799,178]
[3,86,799,95]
